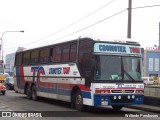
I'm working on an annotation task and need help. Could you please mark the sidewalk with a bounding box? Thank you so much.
[126,104,160,113]
[126,95,160,113]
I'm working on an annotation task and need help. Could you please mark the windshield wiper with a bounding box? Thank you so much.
[123,70,135,81]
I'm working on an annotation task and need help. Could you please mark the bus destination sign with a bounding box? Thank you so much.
[94,43,141,55]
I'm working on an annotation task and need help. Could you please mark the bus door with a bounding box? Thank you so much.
[81,54,95,87]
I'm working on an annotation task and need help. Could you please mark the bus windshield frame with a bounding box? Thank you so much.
[94,55,142,82]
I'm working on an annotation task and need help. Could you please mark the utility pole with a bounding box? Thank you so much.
[159,22,160,47]
[127,0,132,38]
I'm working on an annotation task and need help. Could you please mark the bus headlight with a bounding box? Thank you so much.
[118,96,121,99]
[127,95,131,99]
[114,96,117,100]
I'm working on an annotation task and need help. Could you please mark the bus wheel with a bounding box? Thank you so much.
[74,90,83,111]
[32,85,38,101]
[71,92,75,109]
[112,105,123,110]
[26,85,32,99]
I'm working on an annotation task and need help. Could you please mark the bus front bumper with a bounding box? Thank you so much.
[94,94,144,106]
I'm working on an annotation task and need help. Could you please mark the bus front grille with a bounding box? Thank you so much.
[111,90,134,93]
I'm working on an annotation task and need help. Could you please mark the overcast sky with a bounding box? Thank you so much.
[0,0,160,57]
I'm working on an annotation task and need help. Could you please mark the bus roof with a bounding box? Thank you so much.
[16,36,140,53]
[79,36,140,45]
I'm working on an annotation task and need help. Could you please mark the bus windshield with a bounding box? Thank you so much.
[94,55,142,81]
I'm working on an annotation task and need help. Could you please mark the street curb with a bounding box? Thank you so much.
[126,105,160,113]
[144,96,160,106]
[125,96,160,113]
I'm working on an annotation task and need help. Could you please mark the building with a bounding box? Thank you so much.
[5,53,15,75]
[5,47,25,76]
[142,22,160,78]
[143,47,160,77]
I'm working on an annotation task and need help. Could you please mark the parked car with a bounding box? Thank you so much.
[4,73,10,78]
[5,77,14,90]
[142,77,154,85]
[153,77,160,85]
[0,80,6,95]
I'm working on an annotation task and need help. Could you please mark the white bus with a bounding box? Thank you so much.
[14,37,144,111]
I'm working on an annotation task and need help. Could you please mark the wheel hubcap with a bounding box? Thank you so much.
[76,95,82,105]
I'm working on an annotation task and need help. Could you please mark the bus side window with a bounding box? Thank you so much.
[78,39,93,76]
[53,46,61,62]
[30,50,39,64]
[39,48,49,63]
[70,43,77,62]
[81,54,95,87]
[50,48,54,62]
[62,44,70,62]
[15,53,23,66]
[23,52,30,65]
[79,41,92,61]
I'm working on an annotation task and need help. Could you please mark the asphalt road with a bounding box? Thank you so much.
[0,90,159,120]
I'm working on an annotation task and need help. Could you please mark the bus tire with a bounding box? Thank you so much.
[74,90,83,111]
[26,85,32,99]
[71,93,75,109]
[112,105,123,110]
[32,85,38,101]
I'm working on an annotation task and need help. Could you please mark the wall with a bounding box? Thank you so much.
[144,50,160,77]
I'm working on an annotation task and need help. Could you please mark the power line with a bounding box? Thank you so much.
[40,4,160,46]
[21,4,160,49]
[132,4,160,10]
[42,8,127,46]
[19,0,116,46]
[5,4,160,53]
[5,8,127,51]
